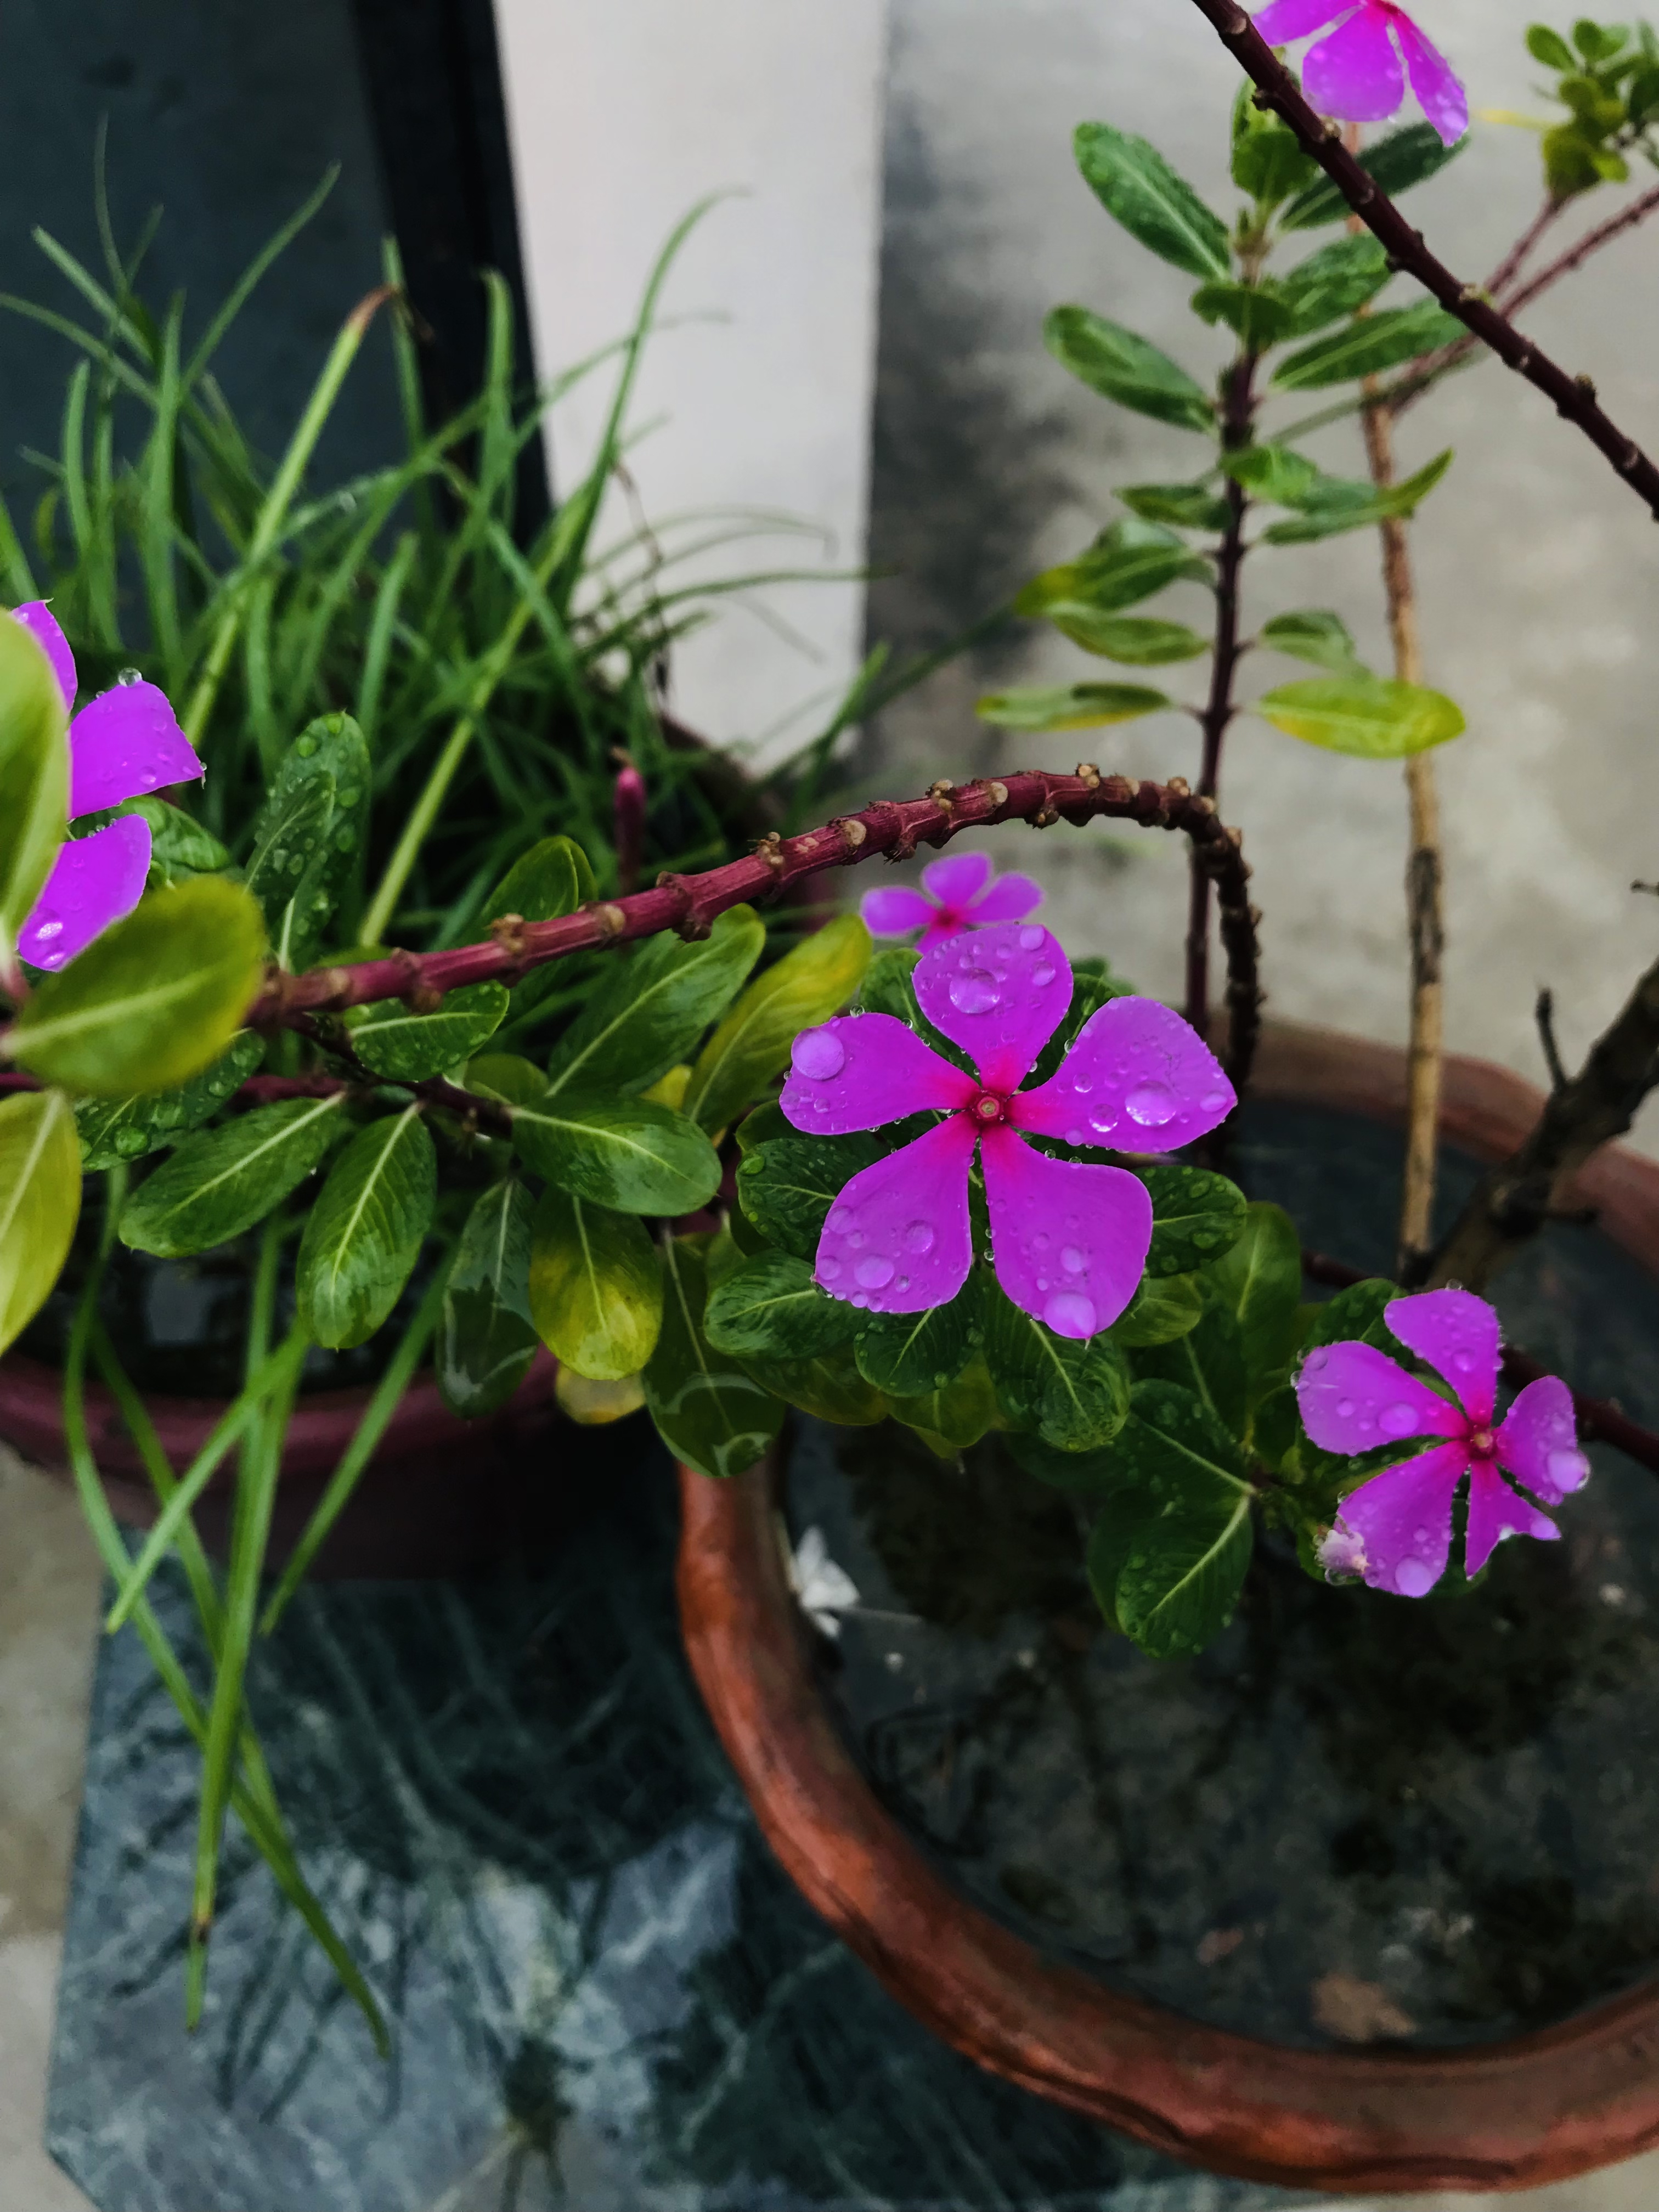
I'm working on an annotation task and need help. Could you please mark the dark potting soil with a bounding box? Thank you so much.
[787,1097,1659,2051]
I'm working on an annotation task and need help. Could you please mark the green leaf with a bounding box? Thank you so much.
[1572,17,1628,61]
[645,1234,783,1478]
[1189,278,1299,350]
[343,980,510,1081]
[1543,121,1619,198]
[888,1356,1000,1454]
[1208,1201,1303,1398]
[1073,122,1231,279]
[1278,235,1393,336]
[512,1090,721,1215]
[854,1272,980,1396]
[1221,443,1324,506]
[735,1125,883,1260]
[465,1052,549,1108]
[10,877,267,1098]
[122,797,231,884]
[295,1107,437,1349]
[1011,1428,1116,1494]
[1281,123,1467,229]
[1273,302,1468,390]
[546,904,764,1099]
[1046,614,1210,665]
[704,1250,859,1359]
[1043,307,1215,432]
[1135,1163,1248,1276]
[1116,482,1233,532]
[684,913,871,1136]
[483,834,596,924]
[741,1339,888,1427]
[1261,450,1454,544]
[1259,610,1368,676]
[0,608,69,952]
[0,1089,80,1355]
[977,682,1171,732]
[1087,1480,1162,1633]
[438,1178,538,1417]
[1255,675,1465,758]
[1232,89,1319,205]
[1017,523,1211,630]
[1527,22,1578,68]
[1111,1269,1205,1347]
[74,1033,265,1172]
[528,1184,662,1380]
[1628,63,1659,126]
[120,1095,347,1258]
[983,1280,1131,1452]
[1109,1380,1255,1657]
[1302,1276,1399,1355]
[243,713,370,970]
[1133,1302,1249,1438]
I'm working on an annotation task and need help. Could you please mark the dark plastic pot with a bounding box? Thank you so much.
[676,1022,1659,2194]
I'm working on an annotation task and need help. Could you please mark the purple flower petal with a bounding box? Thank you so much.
[1463,1460,1558,1578]
[860,886,938,938]
[780,1013,977,1135]
[981,1126,1152,1338]
[1011,996,1235,1152]
[1496,1375,1590,1505]
[922,851,992,911]
[813,1114,977,1314]
[913,920,1071,1092]
[918,914,972,949]
[1252,0,1356,38]
[1304,4,1406,122]
[1392,8,1468,145]
[966,871,1043,924]
[1384,1287,1499,1427]
[69,683,205,817]
[10,601,76,712]
[1296,1338,1463,1455]
[1338,1438,1466,1596]
[18,815,151,971]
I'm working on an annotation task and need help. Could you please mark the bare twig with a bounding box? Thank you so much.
[1484,195,1565,303]
[1184,0,1659,515]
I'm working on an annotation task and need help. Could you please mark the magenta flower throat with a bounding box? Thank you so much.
[1299,1288,1590,1598]
[861,850,1043,950]
[1251,0,1468,147]
[781,921,1236,1339]
[10,602,205,971]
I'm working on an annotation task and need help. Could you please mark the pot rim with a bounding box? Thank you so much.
[675,1019,1659,2194]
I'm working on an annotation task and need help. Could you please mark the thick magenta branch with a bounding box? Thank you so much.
[259,769,1267,1090]
[1184,0,1659,517]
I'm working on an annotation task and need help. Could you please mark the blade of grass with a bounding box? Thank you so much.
[184,168,340,391]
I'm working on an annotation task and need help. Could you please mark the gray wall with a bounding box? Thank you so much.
[862,0,1659,1145]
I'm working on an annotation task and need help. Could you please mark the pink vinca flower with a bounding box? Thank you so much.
[780,921,1235,1338]
[1252,0,1468,147]
[1298,1288,1590,1598]
[9,603,204,971]
[860,851,1042,950]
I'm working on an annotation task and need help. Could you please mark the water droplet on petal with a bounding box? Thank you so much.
[1032,963,1056,987]
[1378,1401,1420,1439]
[1395,1558,1436,1598]
[949,968,1001,1015]
[1060,1245,1087,1276]
[791,1029,846,1080]
[818,1258,842,1282]
[1452,1349,1476,1373]
[1126,1080,1179,1128]
[1200,1089,1228,1113]
[1034,1233,1049,1250]
[1043,1289,1097,1338]
[1065,1126,1084,1146]
[829,1206,854,1231]
[1547,1446,1590,1491]
[855,1254,895,1290]
[904,1220,934,1254]
[1018,926,1043,951]
[1304,1348,1329,1372]
[848,1232,865,1250]
[33,915,63,941]
[1335,1398,1356,1418]
[116,666,142,686]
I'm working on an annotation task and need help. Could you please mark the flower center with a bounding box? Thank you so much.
[972,1090,1009,1125]
[1469,1427,1497,1458]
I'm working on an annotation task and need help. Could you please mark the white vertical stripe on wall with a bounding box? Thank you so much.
[492,0,890,761]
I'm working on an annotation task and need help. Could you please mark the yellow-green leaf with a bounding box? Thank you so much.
[684,915,871,1136]
[528,1184,663,1380]
[0,1089,80,1354]
[1255,676,1465,759]
[0,612,69,950]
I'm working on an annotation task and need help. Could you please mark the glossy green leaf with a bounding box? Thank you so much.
[483,834,596,924]
[684,913,870,1137]
[10,877,267,1098]
[344,980,510,1081]
[1010,1428,1114,1494]
[645,1234,783,1479]
[854,1272,980,1397]
[1527,22,1577,68]
[1189,278,1299,350]
[978,683,1170,732]
[512,1090,721,1215]
[122,796,231,883]
[1048,614,1209,665]
[243,713,370,970]
[983,1280,1131,1452]
[735,1124,883,1260]
[120,1094,347,1258]
[295,1107,437,1349]
[1109,1380,1254,1657]
[464,1052,549,1108]
[546,904,764,1099]
[1111,1269,1205,1347]
[0,608,69,951]
[438,1178,538,1417]
[528,1183,662,1380]
[1261,450,1454,544]
[741,1339,889,1427]
[1273,302,1468,390]
[1132,1301,1249,1438]
[1043,307,1215,432]
[1135,1163,1248,1276]
[1259,610,1368,676]
[1019,520,1211,623]
[1207,1200,1303,1395]
[1281,123,1467,229]
[1086,1479,1161,1633]
[0,1089,80,1355]
[704,1250,858,1359]
[1255,675,1465,758]
[1073,122,1231,279]
[889,1356,1000,1454]
[1278,234,1393,336]
[1118,482,1233,532]
[1221,444,1324,506]
[74,1033,265,1172]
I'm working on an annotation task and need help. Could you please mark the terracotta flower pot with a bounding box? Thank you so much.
[676,1021,1659,2195]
